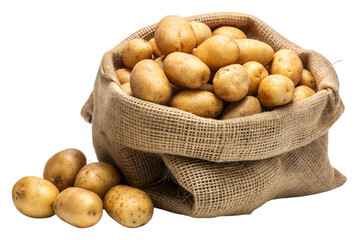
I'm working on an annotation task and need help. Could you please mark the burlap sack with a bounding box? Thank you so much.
[81,12,346,217]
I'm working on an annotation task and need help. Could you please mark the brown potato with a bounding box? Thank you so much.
[74,162,121,199]
[120,82,133,96]
[198,83,214,93]
[269,49,303,86]
[212,26,247,39]
[300,69,316,89]
[213,64,251,102]
[155,15,196,55]
[149,38,163,58]
[195,35,239,70]
[243,61,269,96]
[130,59,172,105]
[122,39,153,68]
[235,39,274,66]
[293,85,316,102]
[12,176,59,218]
[190,21,212,47]
[115,68,131,84]
[154,56,165,69]
[43,148,86,192]
[164,52,210,89]
[170,90,223,118]
[221,96,262,120]
[258,74,295,108]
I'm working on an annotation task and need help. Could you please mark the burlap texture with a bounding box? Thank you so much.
[81,12,346,217]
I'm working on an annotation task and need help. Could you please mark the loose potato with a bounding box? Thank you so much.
[170,90,223,118]
[149,38,163,58]
[54,187,103,228]
[43,148,86,192]
[243,61,269,96]
[122,39,153,68]
[213,64,250,102]
[120,82,133,96]
[164,52,210,89]
[269,49,303,86]
[74,162,121,199]
[12,176,59,218]
[195,35,239,70]
[190,21,212,47]
[258,74,295,108]
[115,68,131,84]
[155,15,196,55]
[198,83,214,93]
[130,59,172,105]
[300,69,316,89]
[235,39,274,66]
[154,56,165,69]
[221,96,262,120]
[293,85,316,102]
[104,185,154,228]
[212,26,247,39]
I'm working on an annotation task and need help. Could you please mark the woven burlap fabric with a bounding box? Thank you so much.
[81,12,346,217]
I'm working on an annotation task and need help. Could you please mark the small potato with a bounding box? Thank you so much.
[149,38,163,58]
[243,61,269,96]
[221,96,262,120]
[12,176,59,218]
[154,56,165,69]
[212,26,247,40]
[130,59,172,105]
[164,52,210,89]
[104,185,153,228]
[195,35,239,70]
[120,82,133,96]
[293,85,316,102]
[269,49,303,86]
[235,39,274,66]
[122,39,153,68]
[54,187,103,228]
[155,15,196,55]
[213,64,251,102]
[170,90,223,118]
[190,21,212,47]
[115,68,131,84]
[198,83,214,93]
[258,74,295,108]
[74,162,121,199]
[300,69,316,89]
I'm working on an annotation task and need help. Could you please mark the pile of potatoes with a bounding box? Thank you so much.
[117,15,317,119]
[12,148,154,228]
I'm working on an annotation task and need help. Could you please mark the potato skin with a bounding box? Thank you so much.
[190,21,212,47]
[115,68,131,84]
[258,74,295,108]
[213,64,250,102]
[269,49,303,86]
[221,96,262,120]
[104,185,153,228]
[293,85,316,102]
[170,90,223,118]
[54,187,103,228]
[195,35,239,70]
[120,82,133,96]
[155,15,196,55]
[149,38,163,58]
[130,59,172,105]
[43,148,86,192]
[122,39,153,68]
[154,56,165,69]
[12,176,59,218]
[300,69,316,89]
[235,39,274,66]
[164,52,210,89]
[243,61,269,96]
[74,162,121,199]
[212,26,247,40]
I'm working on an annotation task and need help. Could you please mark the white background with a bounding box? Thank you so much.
[1,0,358,239]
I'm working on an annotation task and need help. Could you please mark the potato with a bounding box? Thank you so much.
[130,59,172,105]
[164,52,210,89]
[212,26,247,39]
[104,185,153,228]
[154,56,165,69]
[243,61,269,96]
[300,69,316,89]
[235,39,274,66]
[293,85,316,102]
[170,90,223,118]
[120,82,133,96]
[198,83,214,93]
[155,15,196,55]
[258,74,295,108]
[122,39,153,68]
[213,64,250,102]
[43,148,86,192]
[12,176,59,218]
[54,187,103,228]
[190,21,212,47]
[149,38,163,58]
[221,96,262,120]
[195,35,239,70]
[269,49,303,86]
[74,162,121,199]
[115,68,131,84]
